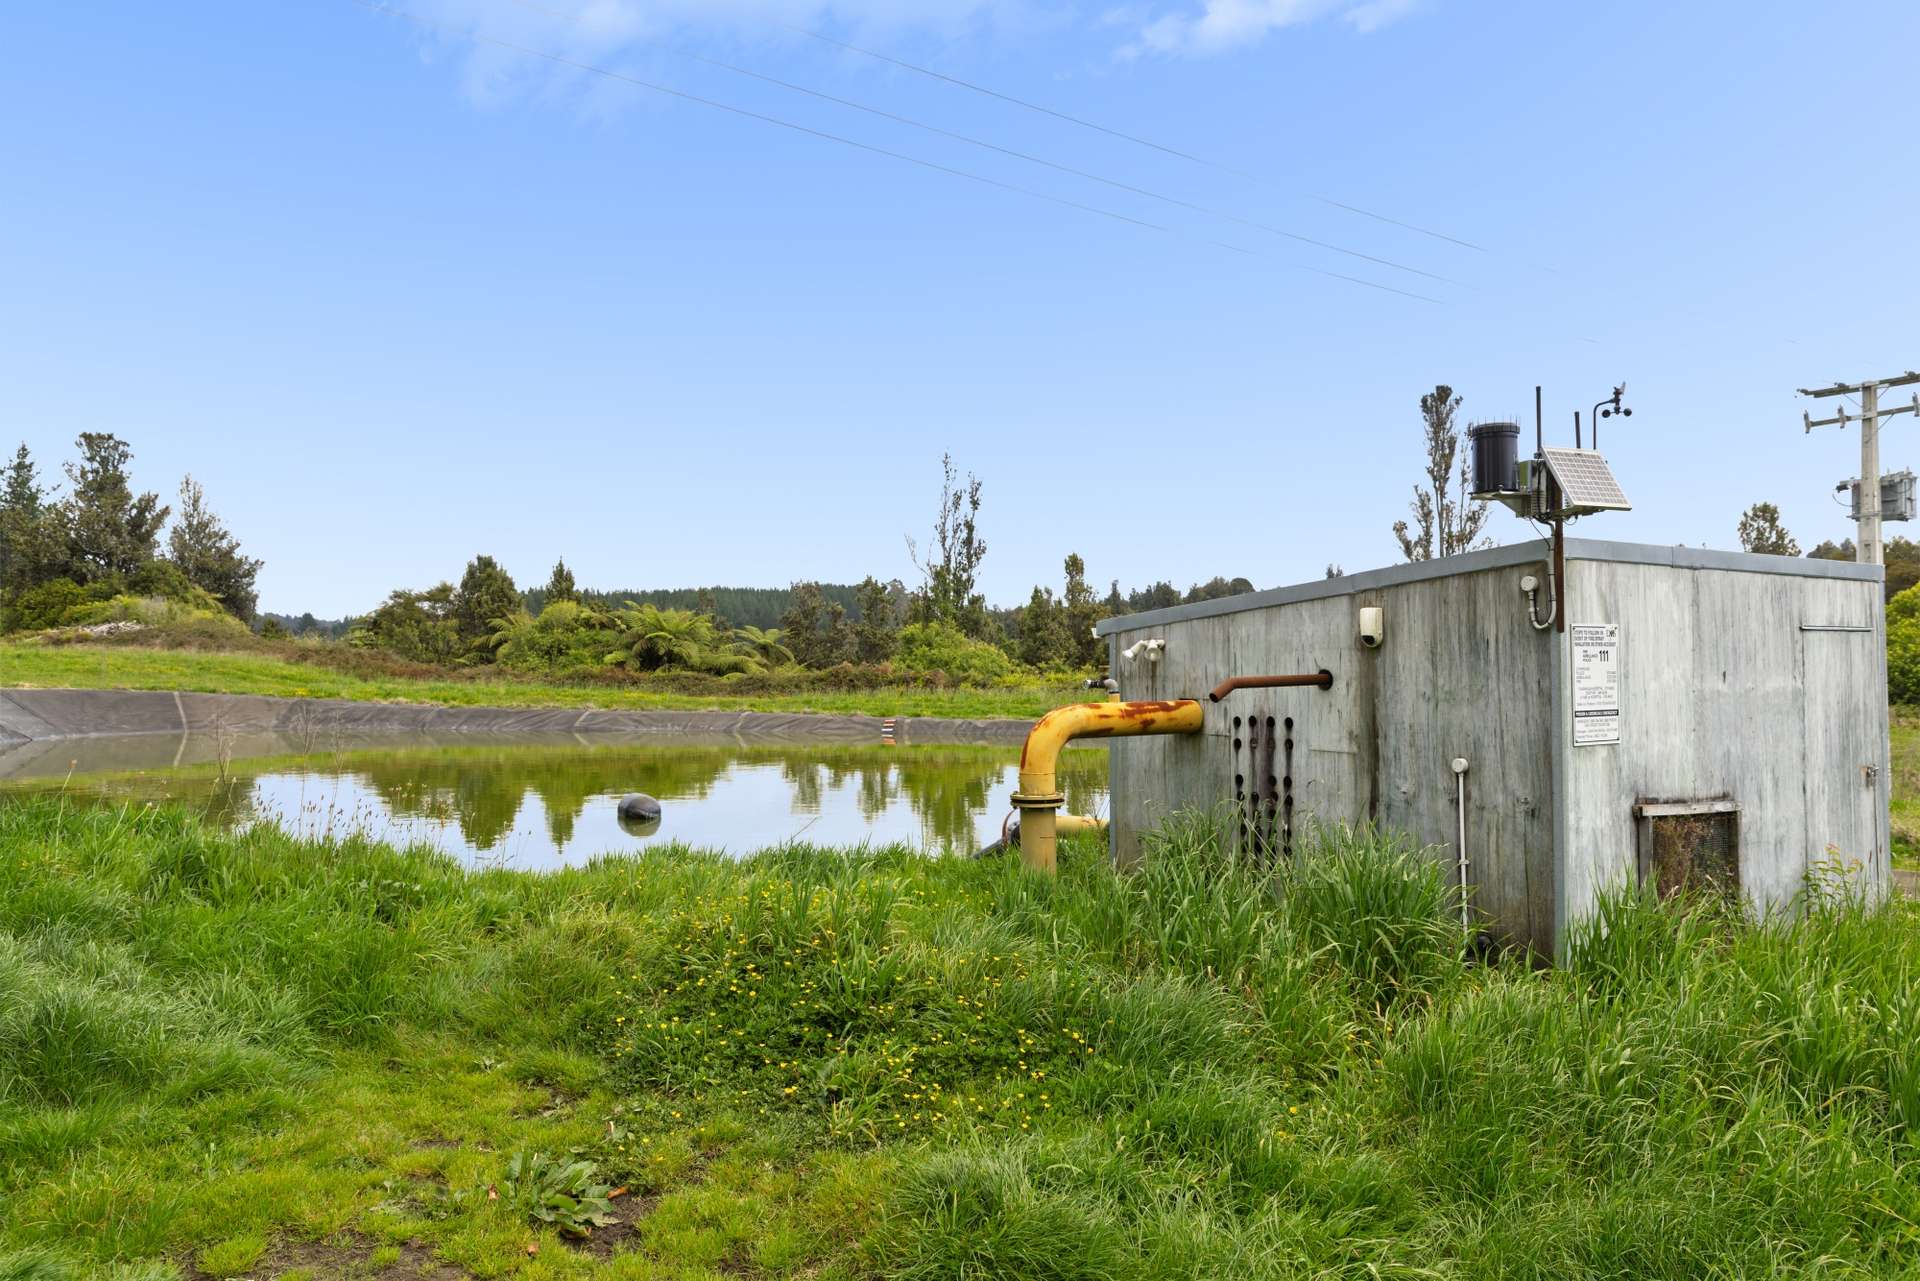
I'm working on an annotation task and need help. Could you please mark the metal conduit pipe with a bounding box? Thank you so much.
[1011,699,1205,874]
[1451,757,1471,933]
[1207,671,1334,703]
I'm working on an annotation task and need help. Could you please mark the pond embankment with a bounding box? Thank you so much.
[0,687,1034,748]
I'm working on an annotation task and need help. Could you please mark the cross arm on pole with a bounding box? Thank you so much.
[1798,372,1920,399]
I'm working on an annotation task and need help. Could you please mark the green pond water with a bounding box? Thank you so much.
[0,737,1109,870]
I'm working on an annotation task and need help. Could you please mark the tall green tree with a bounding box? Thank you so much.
[62,432,169,582]
[1017,586,1070,668]
[0,443,63,594]
[1393,385,1490,562]
[366,584,463,665]
[780,581,853,668]
[544,558,579,605]
[852,575,900,664]
[1060,553,1104,668]
[906,453,990,638]
[453,555,520,653]
[1737,502,1801,556]
[167,476,263,621]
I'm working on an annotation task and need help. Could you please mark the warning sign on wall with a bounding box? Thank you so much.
[1570,623,1621,747]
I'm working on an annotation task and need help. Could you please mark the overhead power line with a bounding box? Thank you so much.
[494,0,1463,285]
[347,1,1445,304]
[674,48,1464,286]
[779,21,1235,174]
[781,23,1487,254]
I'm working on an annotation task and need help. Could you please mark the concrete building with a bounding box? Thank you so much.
[1096,540,1889,957]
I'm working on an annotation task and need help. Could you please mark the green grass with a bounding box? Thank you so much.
[2,798,1915,1278]
[0,641,1089,720]
[1892,709,1920,867]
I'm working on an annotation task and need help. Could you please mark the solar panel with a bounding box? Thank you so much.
[1539,447,1631,515]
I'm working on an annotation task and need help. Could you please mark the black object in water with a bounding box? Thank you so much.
[617,792,663,837]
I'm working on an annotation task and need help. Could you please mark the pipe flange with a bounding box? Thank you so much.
[1009,791,1065,811]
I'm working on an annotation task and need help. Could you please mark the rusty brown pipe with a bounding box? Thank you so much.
[1208,670,1333,703]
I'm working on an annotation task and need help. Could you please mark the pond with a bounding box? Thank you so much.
[0,735,1109,870]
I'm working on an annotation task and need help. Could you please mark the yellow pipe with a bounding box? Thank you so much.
[1011,699,1204,873]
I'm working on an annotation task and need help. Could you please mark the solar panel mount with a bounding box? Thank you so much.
[1538,447,1631,516]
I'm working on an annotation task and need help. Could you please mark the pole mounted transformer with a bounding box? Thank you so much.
[1800,371,1920,566]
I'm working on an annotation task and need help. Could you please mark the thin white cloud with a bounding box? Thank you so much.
[1127,0,1420,56]
[409,0,1027,56]
[392,0,1039,108]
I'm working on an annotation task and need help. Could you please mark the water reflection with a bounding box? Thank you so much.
[1,739,1108,870]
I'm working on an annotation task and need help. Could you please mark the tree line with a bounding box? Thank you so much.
[0,435,260,631]
[12,414,1891,685]
[345,454,1259,681]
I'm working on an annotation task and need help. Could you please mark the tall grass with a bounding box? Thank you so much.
[2,797,1917,1278]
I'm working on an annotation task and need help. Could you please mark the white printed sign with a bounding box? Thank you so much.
[1570,623,1621,746]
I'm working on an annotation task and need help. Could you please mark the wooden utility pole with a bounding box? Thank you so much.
[1800,371,1920,565]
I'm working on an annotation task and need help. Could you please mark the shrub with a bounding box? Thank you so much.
[1890,586,1920,703]
[2,578,92,632]
[486,601,613,675]
[606,603,763,676]
[895,622,1015,684]
[62,594,249,641]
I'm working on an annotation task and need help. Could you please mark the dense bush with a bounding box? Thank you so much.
[0,571,237,637]
[64,593,250,639]
[1,578,95,631]
[894,621,1016,684]
[485,601,614,675]
[1888,584,1920,703]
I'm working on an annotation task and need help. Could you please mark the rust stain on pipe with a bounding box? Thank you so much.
[1011,699,1205,875]
[1208,671,1333,703]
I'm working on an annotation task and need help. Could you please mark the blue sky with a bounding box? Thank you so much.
[3,1,1917,617]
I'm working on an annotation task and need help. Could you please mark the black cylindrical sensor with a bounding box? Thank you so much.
[1469,420,1521,495]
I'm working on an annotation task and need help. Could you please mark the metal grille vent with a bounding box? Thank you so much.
[1635,800,1740,898]
[1231,714,1295,863]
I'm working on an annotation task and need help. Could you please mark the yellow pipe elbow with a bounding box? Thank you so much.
[1011,699,1203,874]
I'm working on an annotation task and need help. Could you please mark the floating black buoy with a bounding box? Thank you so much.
[618,793,662,822]
[617,793,662,837]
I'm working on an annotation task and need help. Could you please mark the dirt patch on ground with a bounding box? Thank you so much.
[568,1188,659,1259]
[409,1134,463,1151]
[188,1234,468,1280]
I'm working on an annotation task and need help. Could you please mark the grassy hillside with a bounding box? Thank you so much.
[0,799,1913,1279]
[0,642,1087,721]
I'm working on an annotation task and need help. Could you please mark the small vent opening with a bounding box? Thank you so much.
[1635,800,1740,898]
